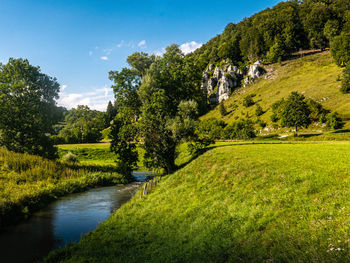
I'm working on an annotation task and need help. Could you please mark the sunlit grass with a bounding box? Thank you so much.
[202,52,347,131]
[47,141,350,262]
[0,148,128,227]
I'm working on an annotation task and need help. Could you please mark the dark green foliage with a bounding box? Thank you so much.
[255,104,264,116]
[58,105,105,144]
[326,112,344,129]
[0,58,60,159]
[258,120,267,129]
[110,116,138,176]
[189,0,349,69]
[196,118,227,140]
[243,94,255,107]
[331,32,350,66]
[341,63,350,93]
[126,52,155,76]
[270,98,286,122]
[280,92,311,135]
[223,119,256,139]
[219,103,228,116]
[305,98,329,121]
[140,90,177,173]
[105,101,117,126]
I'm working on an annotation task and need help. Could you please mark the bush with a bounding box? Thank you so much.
[326,112,344,130]
[62,152,79,164]
[330,32,350,67]
[196,118,227,140]
[223,119,256,139]
[243,94,255,107]
[341,63,350,94]
[255,104,264,116]
[219,103,228,116]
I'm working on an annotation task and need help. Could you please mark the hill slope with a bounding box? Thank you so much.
[201,52,349,131]
[47,142,350,262]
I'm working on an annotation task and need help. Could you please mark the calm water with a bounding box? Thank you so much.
[0,172,154,263]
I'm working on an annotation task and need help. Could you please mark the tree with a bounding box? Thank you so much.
[0,58,60,159]
[105,101,117,126]
[280,92,311,135]
[219,103,228,116]
[341,63,350,93]
[326,112,344,129]
[126,52,155,76]
[330,32,350,66]
[58,105,105,143]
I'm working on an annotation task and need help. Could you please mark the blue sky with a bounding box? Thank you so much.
[0,0,281,111]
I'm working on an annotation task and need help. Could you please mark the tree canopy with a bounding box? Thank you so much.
[0,58,60,159]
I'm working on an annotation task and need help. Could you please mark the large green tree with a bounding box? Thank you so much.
[58,105,105,143]
[280,92,311,135]
[0,58,60,159]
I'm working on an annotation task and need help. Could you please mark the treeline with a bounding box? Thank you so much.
[190,0,350,69]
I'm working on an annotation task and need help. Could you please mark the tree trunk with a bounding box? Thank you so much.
[295,126,298,137]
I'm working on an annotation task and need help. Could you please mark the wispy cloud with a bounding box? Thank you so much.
[89,51,93,56]
[58,85,114,111]
[180,41,202,55]
[154,47,166,57]
[100,56,108,61]
[138,40,146,48]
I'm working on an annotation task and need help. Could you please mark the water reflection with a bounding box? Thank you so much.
[0,172,154,263]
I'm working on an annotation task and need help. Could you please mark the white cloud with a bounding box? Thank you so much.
[100,56,108,61]
[61,85,67,92]
[180,41,203,55]
[89,51,93,56]
[138,40,146,47]
[57,85,114,112]
[154,47,166,57]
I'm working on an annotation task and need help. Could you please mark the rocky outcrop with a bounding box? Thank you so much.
[201,62,243,104]
[202,60,266,104]
[243,61,266,87]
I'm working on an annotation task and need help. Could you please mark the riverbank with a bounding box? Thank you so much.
[0,148,129,227]
[46,141,350,262]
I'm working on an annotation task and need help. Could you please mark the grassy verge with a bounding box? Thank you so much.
[46,141,350,262]
[57,143,147,170]
[0,148,129,227]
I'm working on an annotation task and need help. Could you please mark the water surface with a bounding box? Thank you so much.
[0,172,154,263]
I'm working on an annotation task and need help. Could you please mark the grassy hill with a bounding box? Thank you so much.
[46,141,350,263]
[202,52,349,132]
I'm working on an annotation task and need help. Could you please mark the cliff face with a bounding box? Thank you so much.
[202,61,265,104]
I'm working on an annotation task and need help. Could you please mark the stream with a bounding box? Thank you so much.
[0,171,154,263]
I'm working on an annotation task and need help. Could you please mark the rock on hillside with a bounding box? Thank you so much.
[202,61,266,104]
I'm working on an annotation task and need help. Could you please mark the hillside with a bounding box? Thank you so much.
[201,52,349,132]
[47,141,350,262]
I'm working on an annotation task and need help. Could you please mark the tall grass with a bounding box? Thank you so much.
[0,148,129,227]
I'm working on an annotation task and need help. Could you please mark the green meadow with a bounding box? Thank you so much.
[46,141,350,262]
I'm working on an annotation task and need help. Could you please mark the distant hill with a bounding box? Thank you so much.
[200,51,350,133]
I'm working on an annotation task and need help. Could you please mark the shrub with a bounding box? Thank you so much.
[330,32,350,67]
[223,119,256,139]
[243,94,255,107]
[255,104,264,116]
[196,118,227,140]
[326,112,344,130]
[219,103,228,116]
[62,152,79,164]
[341,63,350,94]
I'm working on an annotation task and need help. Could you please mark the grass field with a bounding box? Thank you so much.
[46,141,350,262]
[57,143,149,170]
[202,52,348,132]
[0,148,129,227]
